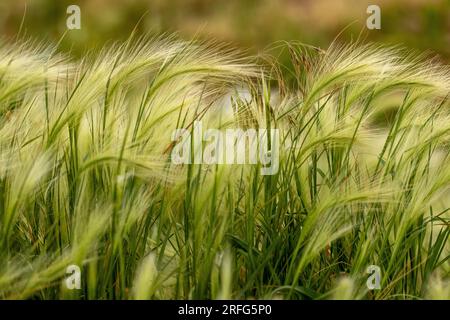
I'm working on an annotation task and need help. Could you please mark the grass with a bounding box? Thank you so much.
[0,35,449,300]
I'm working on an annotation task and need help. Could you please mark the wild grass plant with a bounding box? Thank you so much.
[0,35,449,299]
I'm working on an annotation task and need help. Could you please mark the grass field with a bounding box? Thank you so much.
[0,35,449,299]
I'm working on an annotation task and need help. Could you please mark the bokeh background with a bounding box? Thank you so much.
[0,0,449,60]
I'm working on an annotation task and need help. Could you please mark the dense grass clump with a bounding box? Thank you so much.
[0,36,449,299]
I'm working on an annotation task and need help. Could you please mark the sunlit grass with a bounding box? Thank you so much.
[0,36,449,300]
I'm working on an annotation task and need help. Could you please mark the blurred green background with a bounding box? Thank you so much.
[0,0,449,60]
